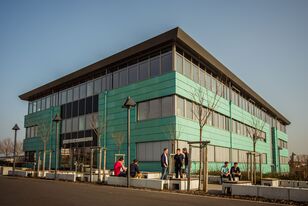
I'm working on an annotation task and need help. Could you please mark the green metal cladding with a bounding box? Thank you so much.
[23,71,288,173]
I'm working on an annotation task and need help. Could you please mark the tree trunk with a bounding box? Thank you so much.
[198,127,202,190]
[42,146,46,177]
[37,151,41,177]
[103,148,107,183]
[203,146,208,193]
[98,147,102,182]
[48,151,52,171]
[253,142,256,184]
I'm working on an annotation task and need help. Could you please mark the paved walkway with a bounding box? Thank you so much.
[0,176,285,206]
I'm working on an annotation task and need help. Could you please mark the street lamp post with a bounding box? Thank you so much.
[122,96,136,187]
[53,114,61,179]
[12,124,20,176]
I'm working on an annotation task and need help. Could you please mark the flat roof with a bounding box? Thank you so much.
[19,27,290,125]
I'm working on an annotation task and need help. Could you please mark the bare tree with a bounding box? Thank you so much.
[246,114,266,184]
[0,138,14,157]
[15,141,23,156]
[89,114,106,182]
[191,85,221,191]
[112,132,124,155]
[38,121,51,175]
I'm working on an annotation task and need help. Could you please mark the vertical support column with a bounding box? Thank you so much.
[187,145,192,191]
[172,42,176,71]
[229,81,233,164]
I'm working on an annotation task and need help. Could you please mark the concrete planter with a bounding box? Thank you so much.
[261,178,279,187]
[8,170,30,177]
[169,178,199,190]
[107,176,169,190]
[231,184,308,202]
[143,172,161,179]
[0,166,12,175]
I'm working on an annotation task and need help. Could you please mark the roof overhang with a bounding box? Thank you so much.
[19,27,290,125]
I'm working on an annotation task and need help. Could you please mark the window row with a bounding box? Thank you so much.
[61,95,98,119]
[61,113,98,134]
[176,47,287,134]
[136,140,267,164]
[278,139,288,149]
[113,51,172,89]
[207,145,267,164]
[28,50,172,115]
[25,125,38,138]
[176,96,266,140]
[60,130,98,148]
[138,96,175,121]
[176,52,229,100]
[280,156,289,164]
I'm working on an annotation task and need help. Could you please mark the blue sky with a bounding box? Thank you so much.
[0,0,307,154]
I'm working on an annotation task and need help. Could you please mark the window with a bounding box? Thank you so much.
[119,68,128,87]
[205,73,211,90]
[72,101,78,117]
[66,118,72,133]
[207,145,215,162]
[86,96,93,114]
[102,76,106,91]
[139,60,149,81]
[149,99,161,119]
[136,141,172,161]
[138,101,149,121]
[37,99,41,112]
[232,149,239,162]
[79,115,85,131]
[94,78,102,94]
[162,96,173,117]
[79,84,86,99]
[200,70,206,87]
[183,59,191,78]
[61,90,67,105]
[85,114,92,130]
[61,120,66,134]
[73,86,79,101]
[46,96,51,109]
[238,150,247,163]
[193,64,199,83]
[32,101,37,113]
[128,65,138,84]
[72,117,78,132]
[28,102,33,114]
[215,147,229,162]
[41,98,46,110]
[161,52,172,74]
[176,53,183,74]
[176,96,185,117]
[79,99,85,116]
[185,100,193,119]
[211,77,217,93]
[87,81,93,97]
[67,89,73,103]
[150,56,160,77]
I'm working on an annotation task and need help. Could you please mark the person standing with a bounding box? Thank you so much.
[160,148,169,180]
[182,148,189,176]
[174,148,184,178]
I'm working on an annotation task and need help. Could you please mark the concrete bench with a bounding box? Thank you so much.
[142,172,161,179]
[169,178,199,190]
[222,181,251,195]
[107,176,169,190]
[0,167,12,175]
[261,178,279,187]
[231,184,308,202]
[8,170,31,177]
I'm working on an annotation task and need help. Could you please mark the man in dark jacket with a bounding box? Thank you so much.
[174,148,184,178]
[160,148,169,180]
[130,159,141,178]
[182,148,189,176]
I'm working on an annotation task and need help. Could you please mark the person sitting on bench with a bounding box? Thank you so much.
[230,162,241,181]
[220,161,231,183]
[114,157,127,177]
[130,159,142,178]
